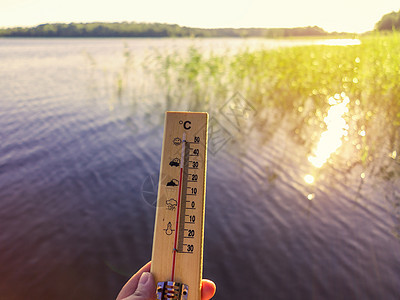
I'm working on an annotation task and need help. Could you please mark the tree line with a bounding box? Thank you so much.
[375,10,400,31]
[2,10,398,38]
[0,22,329,38]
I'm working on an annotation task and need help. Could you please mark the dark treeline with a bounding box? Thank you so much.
[0,22,330,38]
[375,10,400,31]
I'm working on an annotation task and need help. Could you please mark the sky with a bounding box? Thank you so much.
[0,0,399,33]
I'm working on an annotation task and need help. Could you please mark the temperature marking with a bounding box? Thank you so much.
[171,133,187,280]
[177,139,190,255]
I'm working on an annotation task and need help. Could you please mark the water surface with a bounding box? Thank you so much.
[0,38,399,300]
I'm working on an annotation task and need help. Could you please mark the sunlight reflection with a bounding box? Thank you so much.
[308,93,350,168]
[304,174,315,184]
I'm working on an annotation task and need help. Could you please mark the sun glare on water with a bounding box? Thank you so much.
[308,93,350,168]
[304,174,315,184]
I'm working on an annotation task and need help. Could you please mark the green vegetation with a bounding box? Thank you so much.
[375,10,400,31]
[151,32,400,174]
[0,22,330,38]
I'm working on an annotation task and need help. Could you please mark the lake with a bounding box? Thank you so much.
[0,37,399,300]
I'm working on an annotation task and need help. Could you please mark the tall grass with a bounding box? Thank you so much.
[151,33,400,176]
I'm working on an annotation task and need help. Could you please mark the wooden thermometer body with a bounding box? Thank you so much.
[151,112,208,300]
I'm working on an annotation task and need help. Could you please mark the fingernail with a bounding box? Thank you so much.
[138,272,151,285]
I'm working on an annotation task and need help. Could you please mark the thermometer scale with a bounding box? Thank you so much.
[151,112,208,300]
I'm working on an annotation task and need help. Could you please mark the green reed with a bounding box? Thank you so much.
[151,33,400,176]
[154,33,400,116]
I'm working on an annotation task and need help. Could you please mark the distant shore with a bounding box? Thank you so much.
[0,22,354,38]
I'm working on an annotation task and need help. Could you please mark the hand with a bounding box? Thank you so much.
[116,261,216,300]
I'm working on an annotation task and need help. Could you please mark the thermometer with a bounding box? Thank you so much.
[151,112,208,300]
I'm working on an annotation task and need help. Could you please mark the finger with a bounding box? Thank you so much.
[116,262,152,300]
[124,272,156,300]
[201,279,216,300]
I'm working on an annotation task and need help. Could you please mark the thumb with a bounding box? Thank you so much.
[128,272,155,300]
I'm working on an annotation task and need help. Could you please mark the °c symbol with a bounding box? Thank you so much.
[183,120,191,130]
